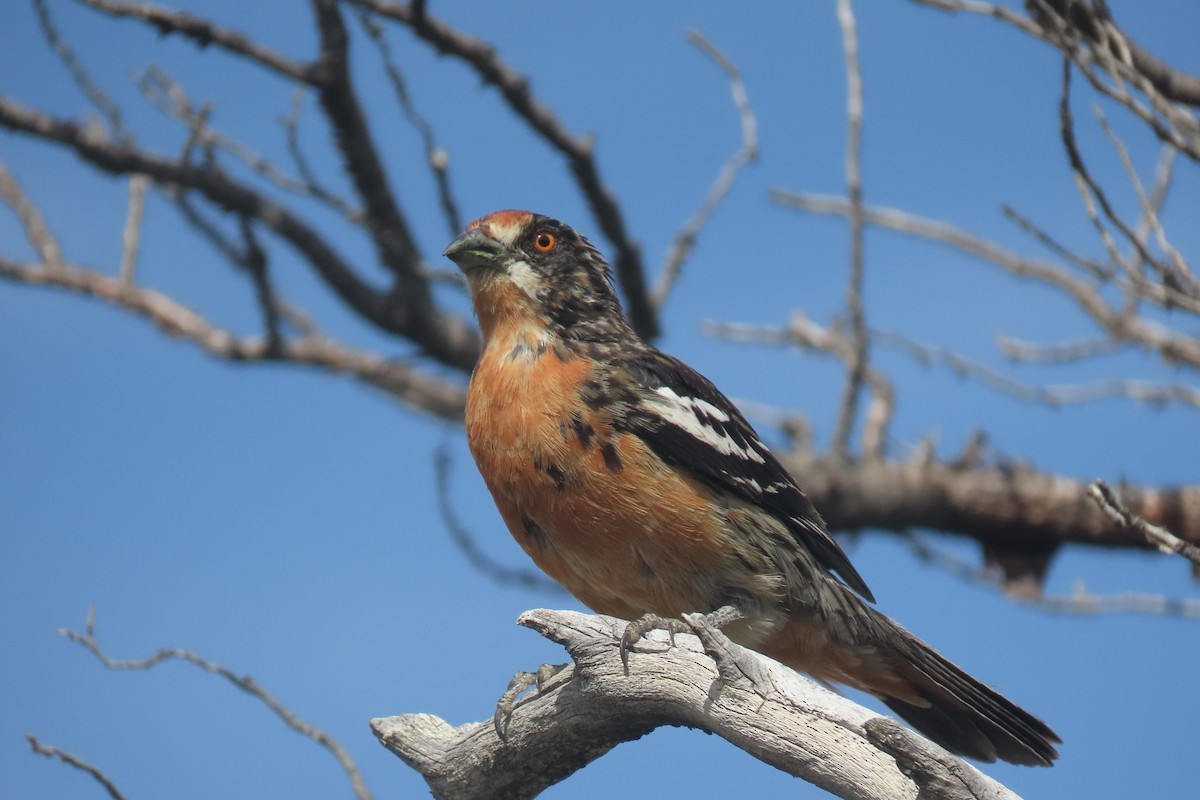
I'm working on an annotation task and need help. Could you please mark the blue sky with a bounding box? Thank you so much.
[2,1,1197,798]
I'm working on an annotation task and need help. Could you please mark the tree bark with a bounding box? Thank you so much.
[373,609,1022,800]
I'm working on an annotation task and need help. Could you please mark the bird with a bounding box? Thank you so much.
[444,209,1060,766]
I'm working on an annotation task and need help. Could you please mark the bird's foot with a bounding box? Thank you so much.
[619,605,747,673]
[493,662,570,740]
[682,608,776,698]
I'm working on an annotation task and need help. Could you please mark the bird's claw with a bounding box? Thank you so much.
[493,662,570,740]
[620,606,746,673]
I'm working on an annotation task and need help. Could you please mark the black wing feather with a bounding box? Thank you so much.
[621,351,875,602]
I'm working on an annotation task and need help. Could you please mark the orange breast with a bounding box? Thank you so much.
[465,333,735,620]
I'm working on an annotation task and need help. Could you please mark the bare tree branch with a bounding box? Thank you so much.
[33,0,129,141]
[118,174,148,286]
[652,30,759,310]
[705,315,895,458]
[1026,0,1200,108]
[911,0,1200,160]
[831,0,871,461]
[0,161,65,271]
[875,327,1200,412]
[0,95,481,370]
[78,0,314,83]
[26,735,127,800]
[1091,480,1200,567]
[346,0,659,340]
[309,0,426,286]
[780,449,1200,551]
[900,532,1200,618]
[770,190,1200,368]
[60,608,373,800]
[375,608,1021,800]
[135,67,359,221]
[995,333,1122,364]
[355,8,462,237]
[0,254,465,419]
[277,88,362,221]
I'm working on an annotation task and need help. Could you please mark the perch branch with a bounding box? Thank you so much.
[374,608,1020,800]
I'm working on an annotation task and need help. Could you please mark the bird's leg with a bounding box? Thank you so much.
[493,662,571,739]
[620,613,692,671]
[683,608,777,698]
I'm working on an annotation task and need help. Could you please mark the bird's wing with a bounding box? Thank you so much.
[619,350,874,602]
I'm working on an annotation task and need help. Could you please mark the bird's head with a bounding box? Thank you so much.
[445,210,631,343]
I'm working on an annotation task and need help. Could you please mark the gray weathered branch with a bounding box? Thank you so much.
[374,609,1020,800]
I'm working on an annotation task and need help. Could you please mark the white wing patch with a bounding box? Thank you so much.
[651,386,767,464]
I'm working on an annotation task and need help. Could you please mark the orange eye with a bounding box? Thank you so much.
[533,231,556,252]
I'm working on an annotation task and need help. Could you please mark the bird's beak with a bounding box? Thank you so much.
[444,228,505,272]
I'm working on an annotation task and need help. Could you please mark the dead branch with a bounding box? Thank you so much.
[770,191,1200,368]
[0,255,465,419]
[355,8,462,238]
[1091,480,1200,567]
[900,532,1200,617]
[26,735,127,800]
[345,0,659,340]
[652,30,759,310]
[0,95,481,370]
[781,449,1200,552]
[910,0,1200,160]
[78,0,313,83]
[830,0,872,462]
[705,315,896,461]
[374,608,1021,800]
[61,609,372,800]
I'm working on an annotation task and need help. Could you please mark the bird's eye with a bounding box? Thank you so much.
[533,231,556,252]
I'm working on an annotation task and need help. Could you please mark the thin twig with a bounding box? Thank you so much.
[1058,59,1132,277]
[355,8,462,237]
[78,0,314,83]
[0,160,66,271]
[346,0,659,339]
[703,315,895,456]
[652,30,759,310]
[771,190,1200,367]
[1093,106,1192,286]
[118,174,148,286]
[831,0,870,461]
[60,608,373,800]
[237,215,282,352]
[33,0,129,142]
[0,253,467,420]
[900,532,1200,618]
[433,439,566,594]
[912,0,1200,160]
[0,94,481,371]
[1000,204,1112,281]
[26,735,127,800]
[136,66,360,220]
[875,328,1200,411]
[277,88,361,221]
[1091,480,1200,567]
[995,334,1122,364]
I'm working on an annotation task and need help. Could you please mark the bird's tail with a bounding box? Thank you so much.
[866,612,1060,766]
[765,607,1061,766]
